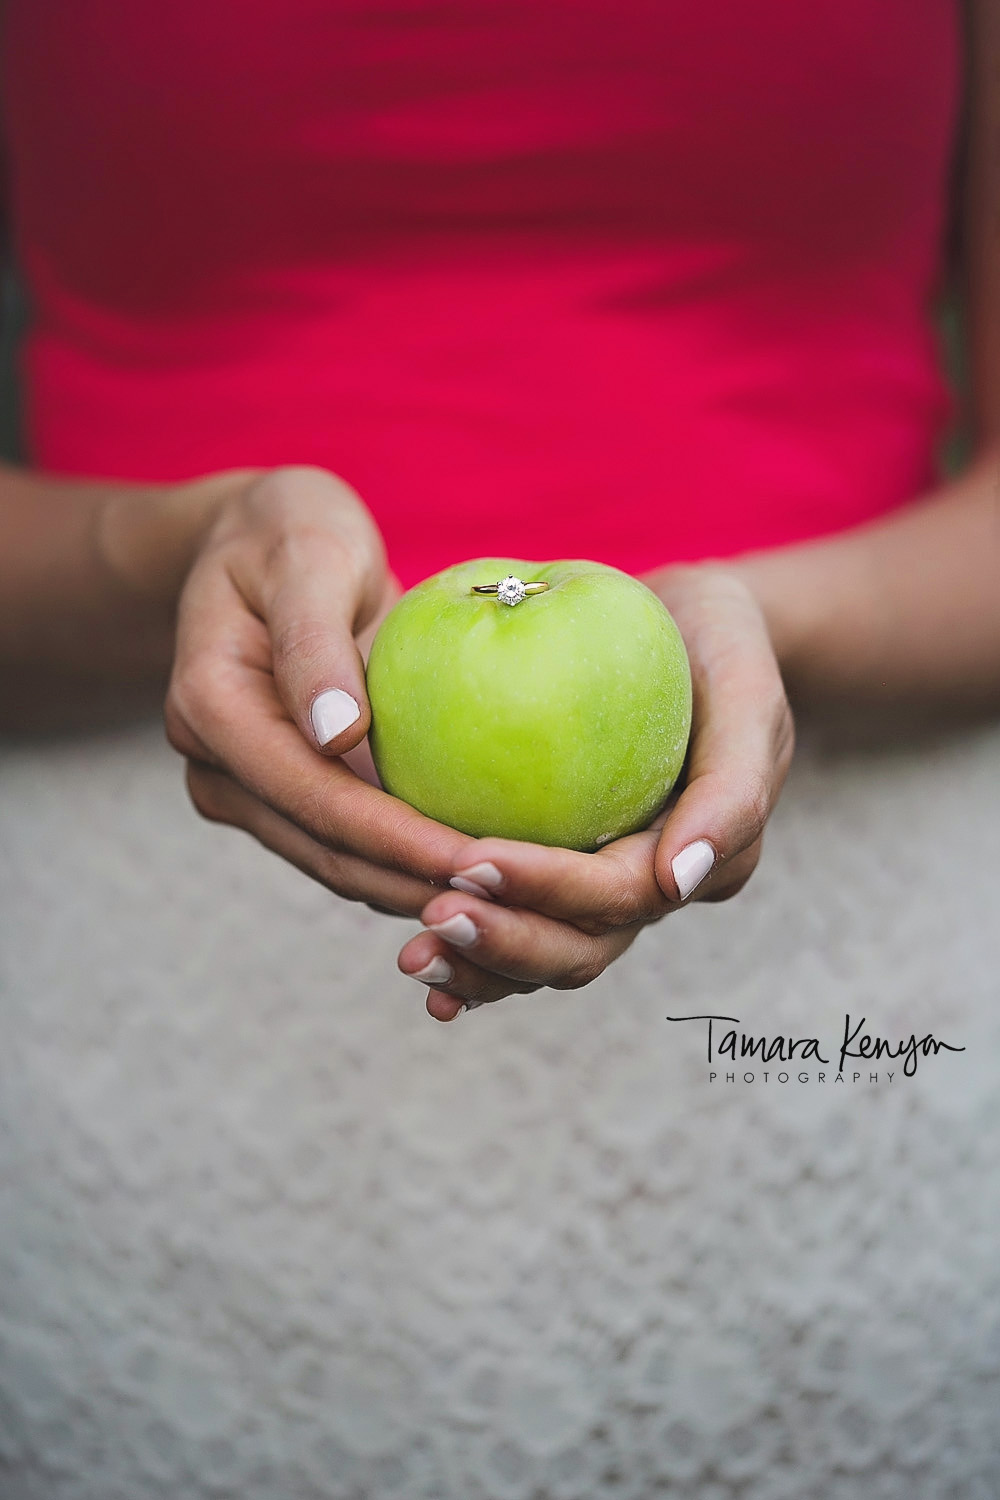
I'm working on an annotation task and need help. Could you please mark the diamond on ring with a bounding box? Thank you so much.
[497,575,528,606]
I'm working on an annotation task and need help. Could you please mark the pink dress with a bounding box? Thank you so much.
[3,0,959,585]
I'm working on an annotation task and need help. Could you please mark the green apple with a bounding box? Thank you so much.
[366,557,692,851]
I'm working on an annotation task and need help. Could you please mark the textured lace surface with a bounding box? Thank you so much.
[1,716,999,1499]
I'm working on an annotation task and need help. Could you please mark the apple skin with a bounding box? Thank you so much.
[366,558,692,851]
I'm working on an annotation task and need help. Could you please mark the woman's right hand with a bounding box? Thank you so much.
[164,465,484,918]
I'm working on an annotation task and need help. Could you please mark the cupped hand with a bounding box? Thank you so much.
[396,565,795,1020]
[164,466,488,915]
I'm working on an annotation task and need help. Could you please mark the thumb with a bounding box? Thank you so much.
[266,537,383,757]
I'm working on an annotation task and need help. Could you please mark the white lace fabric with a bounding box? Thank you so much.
[0,716,998,1499]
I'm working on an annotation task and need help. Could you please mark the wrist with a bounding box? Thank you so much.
[95,468,262,610]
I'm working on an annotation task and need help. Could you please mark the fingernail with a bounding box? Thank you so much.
[310,688,361,747]
[450,876,495,899]
[425,913,478,949]
[671,840,716,900]
[450,862,504,897]
[463,999,489,1011]
[410,956,454,986]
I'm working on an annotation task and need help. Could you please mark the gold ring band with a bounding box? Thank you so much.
[471,581,550,595]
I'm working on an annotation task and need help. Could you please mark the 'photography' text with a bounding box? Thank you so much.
[667,1013,965,1083]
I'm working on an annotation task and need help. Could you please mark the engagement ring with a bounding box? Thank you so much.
[471,575,550,606]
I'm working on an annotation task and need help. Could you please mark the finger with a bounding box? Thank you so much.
[444,820,673,936]
[399,889,642,993]
[220,470,388,756]
[652,589,794,904]
[186,761,443,915]
[169,567,482,882]
[397,939,543,1023]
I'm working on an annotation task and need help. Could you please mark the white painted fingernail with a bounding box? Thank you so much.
[411,957,454,985]
[426,913,478,949]
[451,862,504,893]
[671,840,716,900]
[449,876,494,899]
[310,688,361,747]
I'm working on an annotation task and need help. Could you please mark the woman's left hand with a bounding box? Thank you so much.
[397,565,795,1020]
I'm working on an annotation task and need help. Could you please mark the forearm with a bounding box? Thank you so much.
[0,463,254,724]
[660,449,1000,712]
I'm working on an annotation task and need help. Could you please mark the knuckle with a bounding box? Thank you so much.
[247,467,373,559]
[185,763,231,825]
[257,463,357,505]
[774,696,796,774]
[163,689,203,759]
[164,655,227,757]
[172,651,224,725]
[272,617,339,677]
[552,947,607,991]
[595,856,649,929]
[299,778,373,860]
[598,886,640,931]
[460,975,508,1005]
[736,768,771,848]
[244,466,322,525]
[297,781,339,847]
[572,914,614,939]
